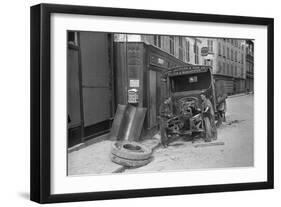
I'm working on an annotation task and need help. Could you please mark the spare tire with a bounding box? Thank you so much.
[111,141,152,160]
[110,154,152,168]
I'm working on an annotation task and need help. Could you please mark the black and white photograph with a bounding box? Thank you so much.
[28,2,274,204]
[67,32,255,176]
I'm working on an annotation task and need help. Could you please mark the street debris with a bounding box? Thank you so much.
[193,141,225,148]
[226,119,245,126]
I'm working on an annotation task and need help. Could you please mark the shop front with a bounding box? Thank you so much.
[234,78,246,94]
[114,42,189,138]
[213,74,235,95]
[246,72,254,92]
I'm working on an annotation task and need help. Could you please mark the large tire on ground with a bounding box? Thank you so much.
[111,141,152,160]
[110,154,152,168]
[204,117,212,141]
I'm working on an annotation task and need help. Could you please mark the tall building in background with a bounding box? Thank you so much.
[245,40,254,92]
[199,38,247,95]
[114,34,203,65]
[114,34,249,96]
[141,35,204,65]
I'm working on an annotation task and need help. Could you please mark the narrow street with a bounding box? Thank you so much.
[123,94,254,173]
[68,94,254,175]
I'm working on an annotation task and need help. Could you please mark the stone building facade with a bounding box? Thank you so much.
[199,38,247,95]
[114,34,249,96]
[114,34,204,66]
[245,40,254,92]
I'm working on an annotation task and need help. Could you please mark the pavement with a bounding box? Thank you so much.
[68,93,254,175]
[67,134,161,175]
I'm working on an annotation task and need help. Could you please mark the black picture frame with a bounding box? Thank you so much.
[30,3,274,204]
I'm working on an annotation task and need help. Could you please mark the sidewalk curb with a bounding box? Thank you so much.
[68,133,109,153]
[68,132,162,174]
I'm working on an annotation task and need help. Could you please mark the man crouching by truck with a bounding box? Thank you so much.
[159,97,173,148]
[200,93,217,142]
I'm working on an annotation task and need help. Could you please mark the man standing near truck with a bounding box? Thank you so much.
[200,93,217,142]
[159,97,173,148]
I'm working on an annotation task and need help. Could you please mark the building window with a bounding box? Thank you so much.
[179,37,183,60]
[169,36,175,55]
[179,37,183,47]
[194,43,199,64]
[223,45,226,58]
[217,61,222,73]
[209,59,213,67]
[186,41,190,62]
[204,59,213,66]
[153,36,157,46]
[235,51,238,62]
[153,35,162,48]
[207,40,213,52]
[227,47,230,59]
[218,42,222,56]
[241,53,244,64]
[231,49,233,61]
[68,31,78,46]
[227,63,230,75]
[157,36,161,48]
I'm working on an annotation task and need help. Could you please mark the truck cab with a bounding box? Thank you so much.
[160,65,220,141]
[163,65,217,114]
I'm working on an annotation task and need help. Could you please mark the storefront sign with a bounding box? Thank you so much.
[128,88,139,103]
[168,66,210,76]
[157,58,164,64]
[129,79,140,87]
[201,47,209,56]
[149,54,168,68]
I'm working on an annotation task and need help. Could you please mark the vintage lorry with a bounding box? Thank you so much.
[159,65,227,142]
